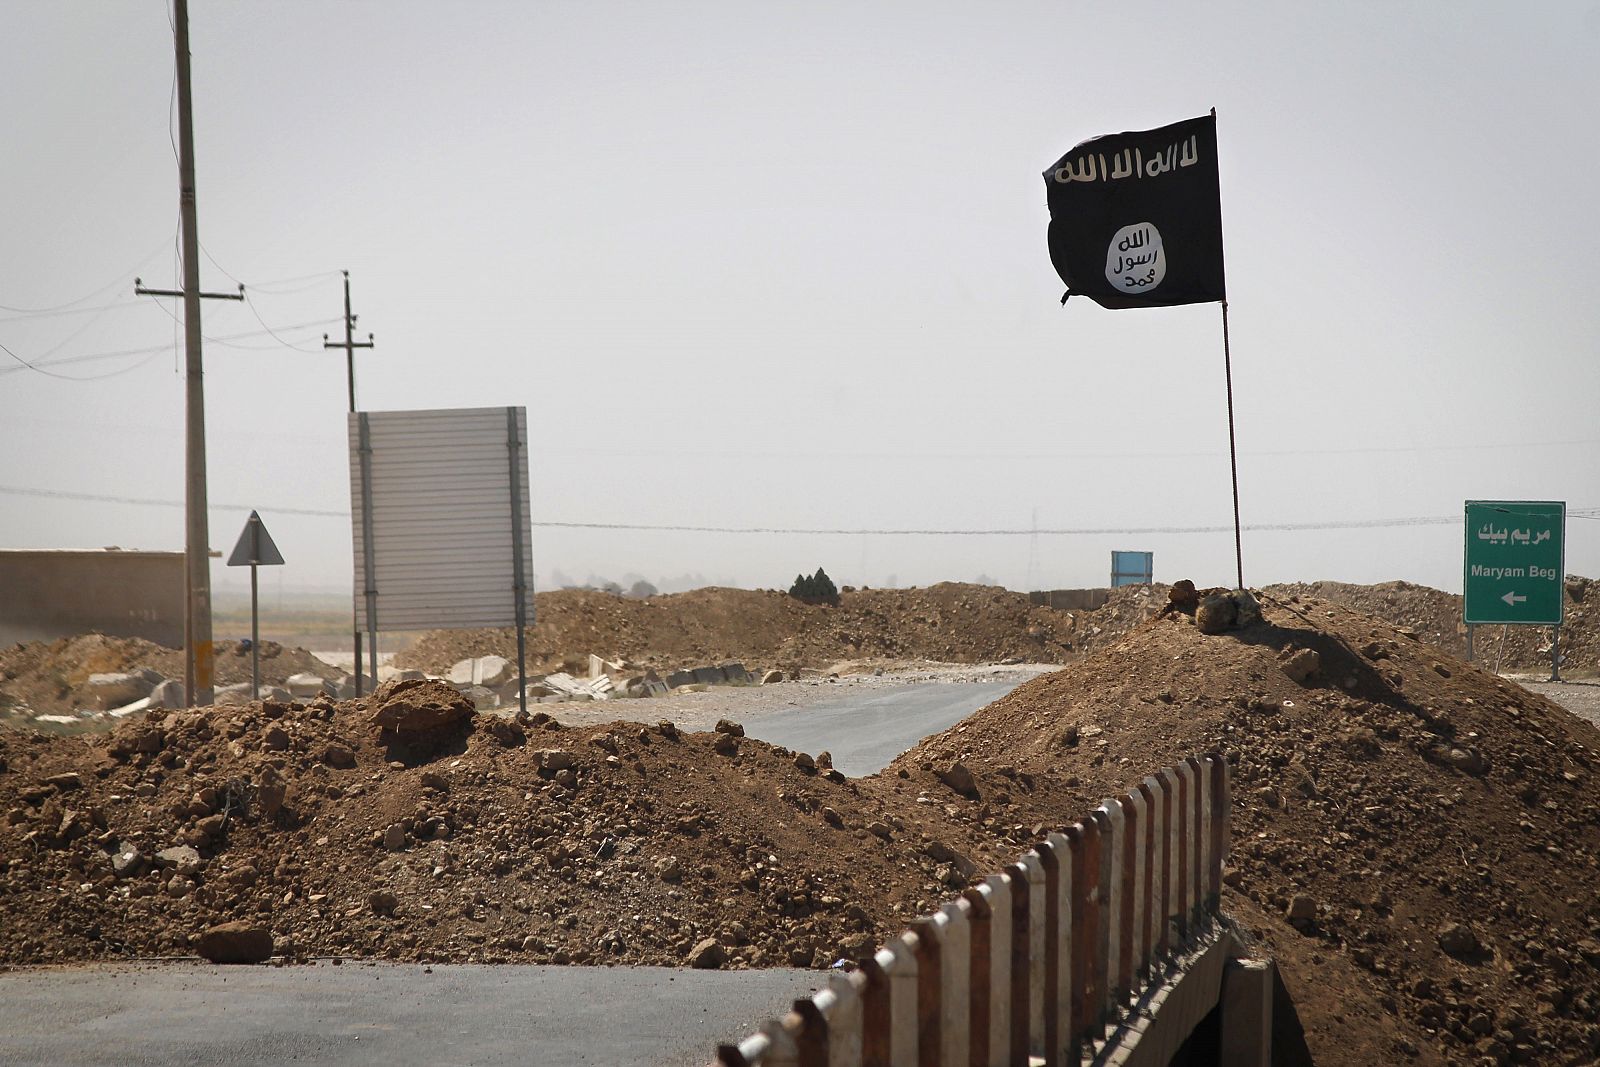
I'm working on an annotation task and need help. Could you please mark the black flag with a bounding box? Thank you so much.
[1044,114,1225,309]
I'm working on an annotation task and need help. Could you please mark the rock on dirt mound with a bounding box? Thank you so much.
[0,693,1015,972]
[370,678,474,733]
[886,589,1600,1067]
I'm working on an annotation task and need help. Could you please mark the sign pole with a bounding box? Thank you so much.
[506,407,529,717]
[1551,626,1561,683]
[250,559,260,697]
[1221,298,1244,589]
[226,510,285,700]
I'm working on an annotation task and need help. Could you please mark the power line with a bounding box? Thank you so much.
[0,233,175,315]
[0,483,1593,532]
[0,299,149,325]
[0,318,342,377]
[0,339,165,382]
[238,271,343,295]
[243,292,325,352]
[526,438,1600,463]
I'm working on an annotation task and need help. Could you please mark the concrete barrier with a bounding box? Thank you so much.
[1027,588,1112,612]
[713,753,1242,1067]
[0,548,185,647]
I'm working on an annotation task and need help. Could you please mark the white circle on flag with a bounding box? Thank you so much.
[1105,223,1166,293]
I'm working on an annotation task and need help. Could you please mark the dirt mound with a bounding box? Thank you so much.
[887,590,1600,1067]
[0,634,332,715]
[1266,577,1598,676]
[0,695,1017,972]
[396,583,1089,675]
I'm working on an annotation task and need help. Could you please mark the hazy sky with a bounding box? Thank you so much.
[3,1,1597,602]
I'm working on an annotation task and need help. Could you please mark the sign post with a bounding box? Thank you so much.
[1463,500,1565,680]
[226,511,286,697]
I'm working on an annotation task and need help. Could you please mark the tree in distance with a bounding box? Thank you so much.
[789,567,839,605]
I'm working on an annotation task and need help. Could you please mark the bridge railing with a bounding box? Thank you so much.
[712,752,1230,1067]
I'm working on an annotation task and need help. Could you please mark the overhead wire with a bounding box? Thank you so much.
[240,271,343,295]
[0,483,1594,533]
[0,300,150,325]
[0,318,342,377]
[0,339,165,383]
[240,292,327,352]
[0,232,176,315]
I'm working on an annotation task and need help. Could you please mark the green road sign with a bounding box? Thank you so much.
[1463,500,1565,625]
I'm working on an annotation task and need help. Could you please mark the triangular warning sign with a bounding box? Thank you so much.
[226,510,286,567]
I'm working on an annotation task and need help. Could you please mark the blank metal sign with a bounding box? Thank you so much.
[348,406,534,632]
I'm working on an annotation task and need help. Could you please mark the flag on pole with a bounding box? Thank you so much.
[1044,113,1225,309]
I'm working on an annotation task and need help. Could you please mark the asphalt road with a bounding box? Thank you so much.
[0,963,821,1067]
[0,675,1028,1065]
[741,679,1022,775]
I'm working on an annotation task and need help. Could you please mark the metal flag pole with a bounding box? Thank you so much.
[1221,298,1244,589]
[1212,107,1244,591]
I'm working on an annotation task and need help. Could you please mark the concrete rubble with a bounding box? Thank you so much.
[3,643,772,729]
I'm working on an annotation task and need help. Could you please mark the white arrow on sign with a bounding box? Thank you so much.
[1501,591,1527,606]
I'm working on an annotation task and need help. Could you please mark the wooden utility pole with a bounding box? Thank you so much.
[324,271,374,695]
[134,0,241,706]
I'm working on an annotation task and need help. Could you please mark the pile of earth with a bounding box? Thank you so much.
[887,588,1600,1067]
[395,576,1597,689]
[396,582,1170,678]
[1264,576,1597,677]
[0,634,333,717]
[0,679,1016,972]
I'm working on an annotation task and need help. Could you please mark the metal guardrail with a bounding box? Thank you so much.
[713,753,1230,1067]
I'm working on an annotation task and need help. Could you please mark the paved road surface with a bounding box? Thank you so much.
[742,679,1021,775]
[0,963,820,1067]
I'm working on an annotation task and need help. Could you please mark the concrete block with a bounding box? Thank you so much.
[665,670,696,689]
[148,680,185,710]
[934,901,972,1067]
[977,873,1012,1067]
[1218,958,1273,1067]
[691,666,726,686]
[719,661,752,685]
[83,672,154,710]
[331,674,377,700]
[541,672,586,696]
[820,971,866,1067]
[880,935,919,1066]
[462,685,500,710]
[285,672,328,699]
[588,654,624,680]
[109,696,152,718]
[446,656,512,688]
